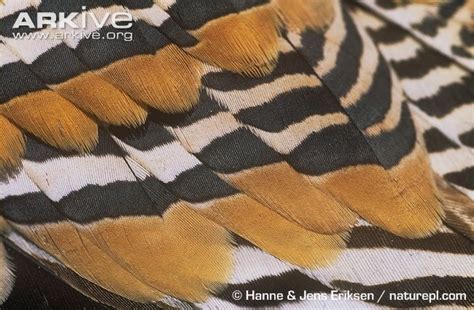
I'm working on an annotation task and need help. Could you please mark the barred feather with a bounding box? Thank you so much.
[0,0,472,308]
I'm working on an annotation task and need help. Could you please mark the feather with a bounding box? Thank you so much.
[154,0,334,77]
[436,175,474,239]
[0,0,472,308]
[357,0,474,70]
[111,118,346,268]
[0,2,201,118]
[0,43,98,155]
[203,41,363,233]
[3,233,167,309]
[105,16,360,236]
[0,15,148,127]
[95,24,204,114]
[283,0,444,238]
[352,5,474,202]
[0,116,25,177]
[164,89,357,235]
[0,242,14,304]
[2,130,236,304]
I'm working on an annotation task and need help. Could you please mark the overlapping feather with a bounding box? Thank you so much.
[0,0,472,308]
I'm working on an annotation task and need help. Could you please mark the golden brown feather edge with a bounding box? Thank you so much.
[0,0,332,175]
[436,175,474,240]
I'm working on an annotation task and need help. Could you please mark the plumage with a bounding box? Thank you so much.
[0,0,472,308]
[0,242,13,304]
[0,116,24,177]
[111,118,346,267]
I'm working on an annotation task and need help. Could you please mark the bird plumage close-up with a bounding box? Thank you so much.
[0,0,472,308]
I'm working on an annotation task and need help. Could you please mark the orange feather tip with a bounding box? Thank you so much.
[272,0,335,32]
[0,116,25,177]
[435,175,474,239]
[188,5,280,77]
[54,72,148,128]
[0,90,98,153]
[15,203,234,303]
[0,242,14,304]
[86,205,233,302]
[185,0,333,77]
[99,45,202,114]
[317,145,443,239]
[0,218,9,233]
[150,45,203,113]
[388,144,444,237]
[198,194,346,268]
[19,223,166,303]
[226,162,358,235]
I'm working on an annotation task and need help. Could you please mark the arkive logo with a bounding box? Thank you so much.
[12,6,133,29]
